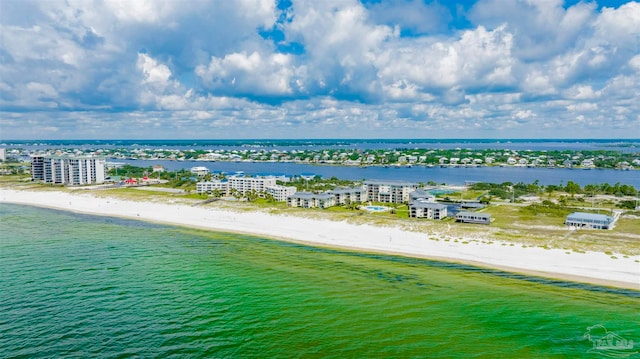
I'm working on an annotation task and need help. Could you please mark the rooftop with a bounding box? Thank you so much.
[456,211,491,219]
[566,212,613,223]
[364,179,419,186]
[289,192,334,200]
[410,201,447,209]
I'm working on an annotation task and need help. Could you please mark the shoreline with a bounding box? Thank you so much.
[1,188,639,290]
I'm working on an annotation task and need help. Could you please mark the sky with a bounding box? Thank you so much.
[0,0,639,140]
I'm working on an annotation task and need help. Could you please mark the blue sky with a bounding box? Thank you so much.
[1,0,639,139]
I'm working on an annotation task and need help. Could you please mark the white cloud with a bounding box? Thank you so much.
[593,2,640,40]
[1,0,639,139]
[26,82,58,99]
[468,0,595,61]
[366,0,451,34]
[377,24,514,99]
[195,51,300,95]
[137,54,172,88]
[564,85,598,100]
[104,0,178,24]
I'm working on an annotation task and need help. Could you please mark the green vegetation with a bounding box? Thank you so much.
[519,201,574,217]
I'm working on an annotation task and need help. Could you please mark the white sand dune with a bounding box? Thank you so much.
[2,188,638,289]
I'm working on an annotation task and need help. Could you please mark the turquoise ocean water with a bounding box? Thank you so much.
[1,204,639,358]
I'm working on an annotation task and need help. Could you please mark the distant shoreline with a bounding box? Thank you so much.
[2,188,638,290]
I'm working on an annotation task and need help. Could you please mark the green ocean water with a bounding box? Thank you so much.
[1,204,638,358]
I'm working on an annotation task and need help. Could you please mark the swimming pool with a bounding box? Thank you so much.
[363,205,390,212]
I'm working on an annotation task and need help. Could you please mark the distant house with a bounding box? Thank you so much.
[152,165,165,173]
[409,201,447,220]
[190,166,209,176]
[581,159,595,168]
[455,211,491,225]
[287,192,335,209]
[565,212,614,230]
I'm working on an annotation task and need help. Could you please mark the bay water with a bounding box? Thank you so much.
[1,204,638,358]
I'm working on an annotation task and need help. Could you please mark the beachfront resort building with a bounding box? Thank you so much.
[227,176,277,196]
[328,186,367,205]
[364,180,418,204]
[455,211,491,225]
[265,184,297,202]
[31,155,106,185]
[287,192,336,209]
[565,212,614,230]
[196,176,290,199]
[196,179,229,195]
[409,201,448,220]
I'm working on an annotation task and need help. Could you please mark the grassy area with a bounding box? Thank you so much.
[442,190,488,201]
[483,203,640,255]
[0,175,32,183]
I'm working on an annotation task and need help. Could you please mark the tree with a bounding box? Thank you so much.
[230,188,241,200]
[564,181,581,197]
[246,190,259,202]
[583,184,599,195]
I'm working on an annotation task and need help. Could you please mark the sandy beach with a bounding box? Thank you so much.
[1,188,638,289]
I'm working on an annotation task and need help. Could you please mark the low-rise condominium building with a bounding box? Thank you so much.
[409,201,448,220]
[265,185,297,202]
[327,186,367,205]
[287,192,335,209]
[227,176,277,196]
[196,180,229,195]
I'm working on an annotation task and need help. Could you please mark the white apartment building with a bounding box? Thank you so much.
[227,176,277,195]
[196,180,229,195]
[265,185,297,202]
[409,201,448,220]
[31,155,106,185]
[364,180,418,204]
